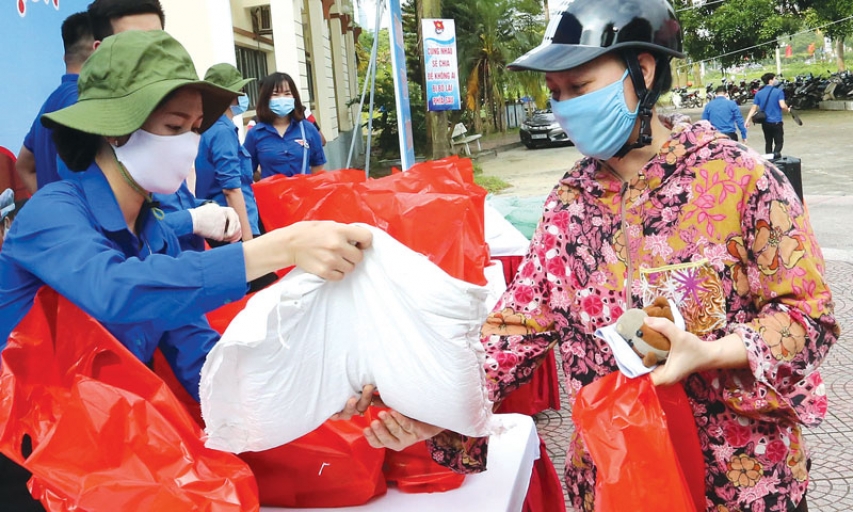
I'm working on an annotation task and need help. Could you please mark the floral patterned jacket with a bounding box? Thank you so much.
[427,121,839,511]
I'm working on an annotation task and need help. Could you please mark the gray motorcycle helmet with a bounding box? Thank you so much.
[508,0,684,73]
[509,0,686,156]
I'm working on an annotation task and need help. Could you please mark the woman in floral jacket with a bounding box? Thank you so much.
[393,1,839,511]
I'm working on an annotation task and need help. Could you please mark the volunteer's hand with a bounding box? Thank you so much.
[279,221,373,281]
[242,221,372,282]
[745,119,752,128]
[330,384,376,421]
[363,410,443,451]
[190,203,242,242]
[647,317,748,387]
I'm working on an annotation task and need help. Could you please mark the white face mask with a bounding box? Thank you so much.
[113,129,201,194]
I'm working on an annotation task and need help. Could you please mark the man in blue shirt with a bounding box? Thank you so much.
[89,0,241,252]
[746,73,791,159]
[702,86,747,143]
[194,63,260,241]
[15,12,93,193]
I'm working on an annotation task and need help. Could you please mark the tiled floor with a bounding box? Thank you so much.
[534,260,853,510]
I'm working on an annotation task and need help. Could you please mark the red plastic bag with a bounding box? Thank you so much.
[239,414,387,508]
[384,440,465,494]
[0,288,259,511]
[253,156,490,285]
[202,290,388,508]
[572,372,705,512]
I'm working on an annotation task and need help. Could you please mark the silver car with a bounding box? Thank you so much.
[519,109,572,149]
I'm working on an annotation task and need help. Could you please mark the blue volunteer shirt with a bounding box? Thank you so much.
[753,85,785,124]
[22,74,79,189]
[154,182,206,252]
[194,115,260,235]
[0,163,247,400]
[244,119,326,178]
[701,95,747,139]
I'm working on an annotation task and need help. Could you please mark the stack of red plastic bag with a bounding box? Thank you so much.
[0,288,259,511]
[252,156,490,286]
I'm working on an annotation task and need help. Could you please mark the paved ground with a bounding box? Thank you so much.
[478,107,853,510]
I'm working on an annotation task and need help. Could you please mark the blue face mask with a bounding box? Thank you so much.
[230,95,250,116]
[550,70,639,161]
[269,97,296,117]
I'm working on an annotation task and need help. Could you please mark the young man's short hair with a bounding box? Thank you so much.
[61,11,94,67]
[87,0,165,41]
[761,73,776,85]
[715,85,727,95]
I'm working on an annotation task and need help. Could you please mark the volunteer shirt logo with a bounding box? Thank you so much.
[295,139,310,149]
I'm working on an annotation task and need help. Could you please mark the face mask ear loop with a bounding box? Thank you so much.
[614,50,667,158]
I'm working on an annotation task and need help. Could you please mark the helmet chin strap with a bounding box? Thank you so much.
[614,50,668,159]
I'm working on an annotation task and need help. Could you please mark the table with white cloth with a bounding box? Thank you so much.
[261,414,539,512]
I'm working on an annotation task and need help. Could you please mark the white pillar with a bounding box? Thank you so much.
[270,0,303,90]
[345,29,360,127]
[329,11,352,131]
[776,46,782,77]
[306,0,337,139]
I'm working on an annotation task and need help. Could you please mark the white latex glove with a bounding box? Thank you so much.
[189,203,242,243]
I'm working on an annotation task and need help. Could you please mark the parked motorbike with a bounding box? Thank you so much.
[671,86,703,109]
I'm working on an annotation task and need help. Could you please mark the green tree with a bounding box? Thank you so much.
[675,0,802,69]
[446,0,544,134]
[355,28,427,160]
[804,1,853,70]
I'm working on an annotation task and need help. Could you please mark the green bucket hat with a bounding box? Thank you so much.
[42,30,238,136]
[204,63,254,94]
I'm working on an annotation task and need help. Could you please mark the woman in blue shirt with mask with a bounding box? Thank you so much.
[244,72,326,178]
[0,29,372,510]
[0,29,371,386]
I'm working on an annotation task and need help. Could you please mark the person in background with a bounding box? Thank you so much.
[0,188,16,250]
[88,0,241,251]
[87,0,164,44]
[746,72,791,159]
[362,1,838,511]
[195,63,259,242]
[304,106,327,146]
[702,85,747,143]
[15,11,94,193]
[0,31,372,511]
[244,72,326,178]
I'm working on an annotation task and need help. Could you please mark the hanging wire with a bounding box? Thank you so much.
[676,14,853,70]
[675,0,728,13]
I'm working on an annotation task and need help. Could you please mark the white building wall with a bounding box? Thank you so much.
[162,0,361,169]
[161,0,237,75]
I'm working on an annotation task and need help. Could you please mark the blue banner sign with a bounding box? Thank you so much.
[422,19,460,112]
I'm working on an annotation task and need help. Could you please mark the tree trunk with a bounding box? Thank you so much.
[418,0,451,159]
[837,37,847,72]
[692,62,703,88]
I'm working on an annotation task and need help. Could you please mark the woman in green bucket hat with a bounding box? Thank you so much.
[0,30,375,500]
[194,63,260,244]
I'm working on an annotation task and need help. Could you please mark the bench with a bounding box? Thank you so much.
[450,123,483,156]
